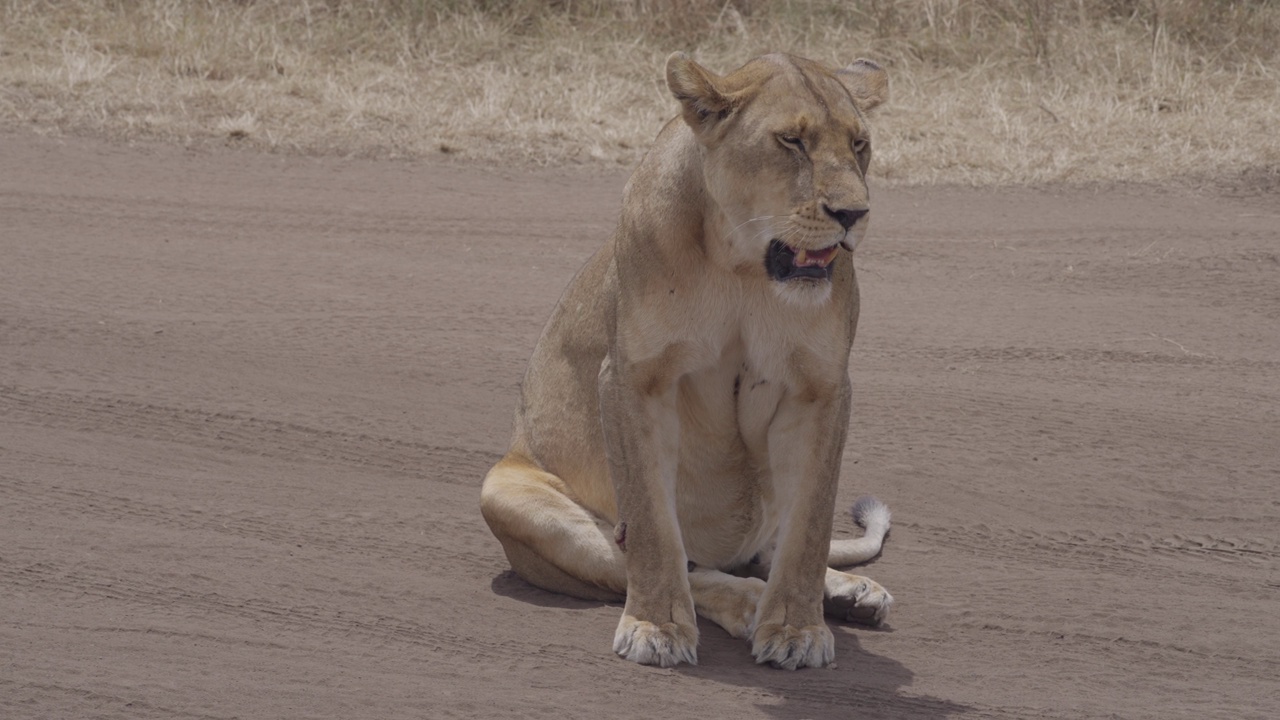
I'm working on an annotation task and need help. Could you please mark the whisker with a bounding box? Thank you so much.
[776,222,802,246]
[746,225,777,245]
[723,214,780,243]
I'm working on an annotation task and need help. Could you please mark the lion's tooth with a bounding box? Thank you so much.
[795,249,809,266]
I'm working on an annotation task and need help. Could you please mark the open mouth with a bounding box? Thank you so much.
[765,239,841,282]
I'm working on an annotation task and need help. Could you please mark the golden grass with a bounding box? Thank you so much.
[1,1,1277,186]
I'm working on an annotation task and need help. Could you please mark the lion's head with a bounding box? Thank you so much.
[666,52,888,304]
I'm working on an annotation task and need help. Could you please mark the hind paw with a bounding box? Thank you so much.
[824,571,893,626]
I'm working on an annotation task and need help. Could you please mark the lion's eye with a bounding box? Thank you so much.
[779,134,805,150]
[853,138,869,153]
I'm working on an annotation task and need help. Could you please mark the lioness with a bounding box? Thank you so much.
[480,52,893,670]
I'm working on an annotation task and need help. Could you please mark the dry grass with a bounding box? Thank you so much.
[1,0,1278,186]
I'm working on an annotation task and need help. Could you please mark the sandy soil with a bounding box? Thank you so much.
[2,133,1278,720]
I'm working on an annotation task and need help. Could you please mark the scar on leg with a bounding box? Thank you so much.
[614,521,627,552]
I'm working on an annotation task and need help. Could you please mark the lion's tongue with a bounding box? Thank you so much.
[794,246,838,268]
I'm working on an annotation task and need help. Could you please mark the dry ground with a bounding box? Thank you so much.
[2,132,1278,719]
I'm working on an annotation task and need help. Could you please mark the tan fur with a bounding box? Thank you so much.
[480,52,894,669]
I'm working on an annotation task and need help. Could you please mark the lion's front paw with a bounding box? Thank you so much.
[824,572,893,626]
[751,622,834,670]
[613,614,698,667]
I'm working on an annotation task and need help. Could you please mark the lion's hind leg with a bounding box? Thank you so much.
[688,568,766,640]
[480,453,626,603]
[824,496,893,625]
[823,569,893,626]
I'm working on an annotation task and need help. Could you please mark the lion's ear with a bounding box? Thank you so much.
[837,59,889,113]
[666,52,734,133]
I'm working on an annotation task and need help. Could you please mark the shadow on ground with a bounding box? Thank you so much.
[681,618,972,720]
[490,570,616,609]
[493,571,971,718]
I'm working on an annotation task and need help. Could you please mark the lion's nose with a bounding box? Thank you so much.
[823,205,868,230]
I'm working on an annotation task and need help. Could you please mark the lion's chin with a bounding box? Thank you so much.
[771,276,834,306]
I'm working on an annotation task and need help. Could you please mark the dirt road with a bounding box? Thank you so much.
[2,134,1277,719]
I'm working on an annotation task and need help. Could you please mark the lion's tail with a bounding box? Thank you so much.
[827,495,891,568]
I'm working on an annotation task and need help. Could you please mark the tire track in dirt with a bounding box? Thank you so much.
[0,189,583,244]
[937,616,1280,681]
[1066,249,1280,320]
[0,679,237,720]
[859,345,1279,371]
[893,519,1280,686]
[5,622,296,652]
[858,381,1271,448]
[904,521,1279,571]
[903,484,1273,560]
[0,557,581,666]
[0,385,498,486]
[854,380,1278,486]
[0,474,500,578]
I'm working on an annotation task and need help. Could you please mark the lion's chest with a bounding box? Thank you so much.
[672,333,791,570]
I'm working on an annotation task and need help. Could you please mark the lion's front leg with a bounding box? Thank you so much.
[598,354,698,668]
[751,382,851,669]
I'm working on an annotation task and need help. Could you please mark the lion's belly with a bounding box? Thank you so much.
[673,352,784,570]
